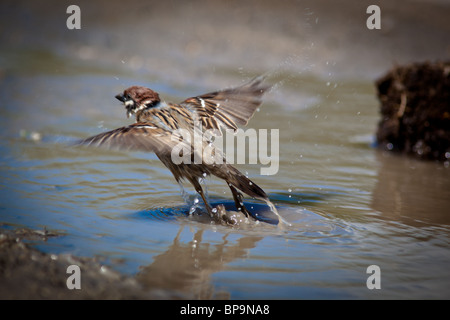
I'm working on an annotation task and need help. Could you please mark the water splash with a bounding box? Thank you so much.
[178,180,289,226]
[198,176,209,200]
[265,199,292,227]
[178,182,190,205]
[178,182,201,215]
[189,198,199,215]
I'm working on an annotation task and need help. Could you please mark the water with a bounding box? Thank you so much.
[1,0,450,299]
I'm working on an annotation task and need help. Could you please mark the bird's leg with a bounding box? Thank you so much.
[199,189,214,217]
[228,184,255,220]
[190,178,214,217]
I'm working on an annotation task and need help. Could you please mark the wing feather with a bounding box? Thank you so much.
[181,76,271,133]
[75,122,183,154]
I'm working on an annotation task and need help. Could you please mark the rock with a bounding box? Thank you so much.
[375,61,450,161]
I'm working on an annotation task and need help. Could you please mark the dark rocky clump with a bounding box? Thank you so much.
[375,61,450,161]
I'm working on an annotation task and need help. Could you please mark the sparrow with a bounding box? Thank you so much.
[77,76,271,220]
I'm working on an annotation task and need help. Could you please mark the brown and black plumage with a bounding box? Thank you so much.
[77,76,271,220]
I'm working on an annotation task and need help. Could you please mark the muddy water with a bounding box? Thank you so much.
[1,0,449,299]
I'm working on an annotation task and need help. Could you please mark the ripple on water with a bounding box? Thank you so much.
[130,201,279,225]
[127,196,356,244]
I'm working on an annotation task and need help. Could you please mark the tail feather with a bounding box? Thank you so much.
[222,164,268,200]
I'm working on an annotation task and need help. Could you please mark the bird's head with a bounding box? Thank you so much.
[115,86,161,118]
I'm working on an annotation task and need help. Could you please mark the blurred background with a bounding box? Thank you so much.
[0,0,449,299]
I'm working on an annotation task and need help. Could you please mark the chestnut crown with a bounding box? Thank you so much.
[115,86,161,118]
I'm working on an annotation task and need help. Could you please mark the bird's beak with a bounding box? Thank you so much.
[115,94,126,102]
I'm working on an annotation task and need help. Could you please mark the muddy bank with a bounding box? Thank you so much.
[0,227,165,299]
[375,61,450,161]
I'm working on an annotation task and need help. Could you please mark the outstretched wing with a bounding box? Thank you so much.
[181,76,271,133]
[75,122,185,154]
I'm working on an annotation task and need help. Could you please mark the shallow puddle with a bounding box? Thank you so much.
[1,0,449,299]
